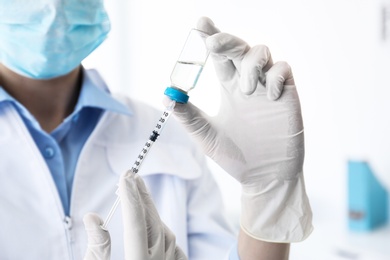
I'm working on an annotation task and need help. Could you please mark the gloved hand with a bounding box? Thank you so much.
[83,172,187,260]
[167,17,313,242]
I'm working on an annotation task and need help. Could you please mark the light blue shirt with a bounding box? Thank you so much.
[0,68,130,216]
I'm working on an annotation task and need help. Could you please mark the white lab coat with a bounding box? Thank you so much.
[0,93,236,259]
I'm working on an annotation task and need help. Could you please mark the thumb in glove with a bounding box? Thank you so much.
[83,213,111,260]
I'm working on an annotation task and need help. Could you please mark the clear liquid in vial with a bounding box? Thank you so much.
[170,61,204,92]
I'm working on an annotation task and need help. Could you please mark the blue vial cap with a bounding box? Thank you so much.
[164,87,189,103]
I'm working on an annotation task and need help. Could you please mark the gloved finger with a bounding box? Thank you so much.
[196,17,237,85]
[240,44,273,95]
[119,171,150,259]
[133,173,166,257]
[163,96,245,171]
[175,246,188,260]
[161,223,176,259]
[196,16,220,36]
[265,61,295,101]
[120,172,165,259]
[161,223,187,260]
[206,33,250,82]
[163,96,219,158]
[83,213,111,260]
[206,33,250,64]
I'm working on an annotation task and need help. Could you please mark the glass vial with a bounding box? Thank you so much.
[164,28,210,103]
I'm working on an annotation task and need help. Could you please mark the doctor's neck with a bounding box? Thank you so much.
[0,64,82,133]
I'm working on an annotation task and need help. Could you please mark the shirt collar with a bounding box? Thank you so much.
[0,87,37,128]
[0,87,12,103]
[74,67,132,116]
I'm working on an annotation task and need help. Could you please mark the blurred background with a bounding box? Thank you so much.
[84,0,390,259]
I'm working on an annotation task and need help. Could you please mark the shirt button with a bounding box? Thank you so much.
[43,146,55,159]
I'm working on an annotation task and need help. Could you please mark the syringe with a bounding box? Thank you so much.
[101,100,176,230]
[101,28,209,230]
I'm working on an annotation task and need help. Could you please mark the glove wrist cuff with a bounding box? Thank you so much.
[240,172,313,242]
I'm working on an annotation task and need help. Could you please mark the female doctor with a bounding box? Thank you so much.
[0,1,313,259]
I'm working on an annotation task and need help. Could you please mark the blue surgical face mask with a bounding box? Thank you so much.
[0,0,111,79]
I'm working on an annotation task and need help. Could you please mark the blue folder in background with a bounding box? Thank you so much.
[348,160,388,231]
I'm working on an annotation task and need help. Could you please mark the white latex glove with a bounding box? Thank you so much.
[83,213,111,260]
[167,17,313,242]
[83,172,187,260]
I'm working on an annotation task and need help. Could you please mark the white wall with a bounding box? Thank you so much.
[84,0,390,258]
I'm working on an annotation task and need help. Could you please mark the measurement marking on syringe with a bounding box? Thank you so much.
[101,102,176,230]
